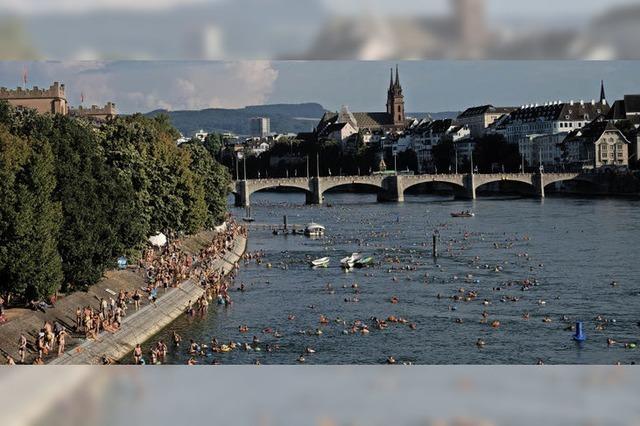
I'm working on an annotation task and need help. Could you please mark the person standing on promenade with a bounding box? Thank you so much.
[133,343,142,364]
[57,328,67,356]
[75,307,82,332]
[132,290,141,310]
[18,334,27,363]
[99,298,106,318]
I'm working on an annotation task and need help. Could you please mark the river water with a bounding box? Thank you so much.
[142,191,640,364]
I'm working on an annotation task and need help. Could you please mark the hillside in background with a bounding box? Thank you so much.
[145,103,460,137]
[146,103,327,136]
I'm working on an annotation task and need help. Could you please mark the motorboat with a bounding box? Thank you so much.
[340,252,362,268]
[354,256,373,268]
[310,257,330,267]
[304,222,325,237]
[450,211,475,218]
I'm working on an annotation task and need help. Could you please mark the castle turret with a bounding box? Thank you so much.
[0,82,68,115]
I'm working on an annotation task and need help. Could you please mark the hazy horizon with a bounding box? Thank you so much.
[1,61,639,114]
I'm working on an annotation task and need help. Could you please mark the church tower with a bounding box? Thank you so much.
[386,64,405,127]
[599,80,607,105]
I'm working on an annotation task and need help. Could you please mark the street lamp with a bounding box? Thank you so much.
[455,148,458,174]
[243,155,247,180]
[393,153,398,174]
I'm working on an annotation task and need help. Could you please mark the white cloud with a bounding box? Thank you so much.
[0,61,279,113]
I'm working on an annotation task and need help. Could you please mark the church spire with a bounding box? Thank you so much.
[599,79,606,104]
[389,68,394,89]
[395,64,400,87]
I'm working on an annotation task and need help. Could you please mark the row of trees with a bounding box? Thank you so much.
[217,132,524,179]
[0,102,230,300]
[219,135,391,178]
[432,134,523,173]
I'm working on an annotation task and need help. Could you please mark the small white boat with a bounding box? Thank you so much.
[340,252,361,268]
[354,256,374,267]
[310,257,330,267]
[304,222,325,237]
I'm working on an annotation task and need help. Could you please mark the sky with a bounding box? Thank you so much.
[1,61,639,114]
[2,0,636,20]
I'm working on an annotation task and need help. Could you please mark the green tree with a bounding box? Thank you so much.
[47,115,131,289]
[202,133,224,159]
[473,134,521,172]
[182,142,231,226]
[0,125,63,299]
[432,139,455,172]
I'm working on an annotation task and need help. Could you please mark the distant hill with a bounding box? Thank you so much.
[146,103,327,136]
[145,104,461,137]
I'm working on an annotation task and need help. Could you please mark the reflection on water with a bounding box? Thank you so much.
[141,192,640,364]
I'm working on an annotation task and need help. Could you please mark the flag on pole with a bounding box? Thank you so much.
[22,65,28,87]
[80,91,85,104]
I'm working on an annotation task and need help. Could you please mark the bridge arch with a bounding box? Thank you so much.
[320,176,384,193]
[403,177,466,193]
[542,173,594,188]
[247,183,312,197]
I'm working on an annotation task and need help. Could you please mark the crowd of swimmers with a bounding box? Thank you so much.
[129,221,246,365]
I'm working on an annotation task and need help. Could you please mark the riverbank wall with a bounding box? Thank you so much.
[49,233,246,365]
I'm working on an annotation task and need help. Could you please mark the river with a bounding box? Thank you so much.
[141,191,640,364]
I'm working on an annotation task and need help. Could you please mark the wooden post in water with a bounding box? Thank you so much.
[432,232,439,258]
[283,215,288,232]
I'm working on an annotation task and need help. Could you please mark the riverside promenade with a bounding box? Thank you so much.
[50,233,246,364]
[0,224,247,365]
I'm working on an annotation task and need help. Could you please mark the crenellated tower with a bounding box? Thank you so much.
[386,65,405,127]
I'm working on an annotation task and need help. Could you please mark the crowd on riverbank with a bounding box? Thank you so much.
[130,221,246,365]
[3,220,246,365]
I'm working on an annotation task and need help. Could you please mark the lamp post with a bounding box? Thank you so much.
[455,148,458,174]
[539,149,544,174]
[470,151,474,175]
[243,155,247,180]
[394,153,398,175]
[235,155,239,181]
[306,155,309,178]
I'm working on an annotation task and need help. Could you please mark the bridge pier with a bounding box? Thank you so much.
[458,173,476,200]
[534,173,545,198]
[306,177,323,205]
[234,180,250,207]
[377,175,404,203]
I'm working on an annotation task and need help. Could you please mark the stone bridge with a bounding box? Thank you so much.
[230,172,592,207]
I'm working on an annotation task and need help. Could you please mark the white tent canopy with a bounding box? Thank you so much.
[148,232,167,247]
